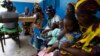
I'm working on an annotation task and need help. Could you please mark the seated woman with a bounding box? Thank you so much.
[39,6,61,47]
[55,0,100,56]
[42,6,61,34]
[31,6,44,53]
[38,3,81,56]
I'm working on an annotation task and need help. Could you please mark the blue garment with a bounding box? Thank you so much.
[59,31,82,47]
[31,27,43,50]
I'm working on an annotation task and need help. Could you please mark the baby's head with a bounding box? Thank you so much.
[64,14,80,32]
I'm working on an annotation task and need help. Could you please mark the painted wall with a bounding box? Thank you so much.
[43,0,100,19]
[57,0,77,19]
[11,0,43,3]
[11,0,44,14]
[13,2,34,14]
[2,0,99,18]
[57,0,100,19]
[10,0,45,27]
[96,11,100,18]
[42,0,77,19]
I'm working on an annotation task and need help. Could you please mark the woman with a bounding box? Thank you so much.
[58,0,100,56]
[32,7,44,53]
[42,6,61,34]
[75,0,100,55]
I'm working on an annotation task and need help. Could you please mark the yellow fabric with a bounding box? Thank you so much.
[80,26,87,33]
[60,50,67,54]
[60,50,72,56]
[96,0,100,5]
[66,34,74,42]
[75,0,100,10]
[75,0,86,10]
[79,24,100,53]
[47,47,52,52]
[75,0,100,53]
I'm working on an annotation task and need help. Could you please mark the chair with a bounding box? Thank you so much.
[0,18,21,52]
[0,32,5,52]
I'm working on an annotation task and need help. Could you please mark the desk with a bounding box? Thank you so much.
[19,17,35,22]
[19,17,35,35]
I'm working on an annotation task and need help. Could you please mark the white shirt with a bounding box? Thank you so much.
[45,15,60,29]
[51,15,60,24]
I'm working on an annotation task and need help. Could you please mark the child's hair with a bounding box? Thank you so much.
[67,3,75,14]
[64,3,80,32]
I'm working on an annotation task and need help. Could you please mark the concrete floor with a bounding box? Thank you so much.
[0,35,37,56]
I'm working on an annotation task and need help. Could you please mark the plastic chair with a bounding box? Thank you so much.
[0,18,22,52]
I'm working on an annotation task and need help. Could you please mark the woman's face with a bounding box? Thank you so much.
[47,12,54,19]
[76,14,90,27]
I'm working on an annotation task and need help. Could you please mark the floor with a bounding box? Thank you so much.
[0,35,37,56]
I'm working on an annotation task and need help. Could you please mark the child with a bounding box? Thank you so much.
[52,3,82,56]
[56,0,100,56]
[38,19,63,56]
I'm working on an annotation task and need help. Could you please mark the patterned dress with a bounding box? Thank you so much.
[74,0,100,54]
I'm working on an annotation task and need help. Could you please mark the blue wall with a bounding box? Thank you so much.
[12,1,46,27]
[96,11,100,18]
[12,1,44,14]
[12,0,77,18]
[43,0,100,19]
[12,0,100,18]
[42,0,77,19]
[57,0,77,19]
[13,2,34,14]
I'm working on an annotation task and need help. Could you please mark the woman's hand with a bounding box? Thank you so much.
[60,42,73,50]
[52,42,59,48]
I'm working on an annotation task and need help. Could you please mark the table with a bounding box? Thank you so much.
[19,17,35,35]
[19,17,35,22]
